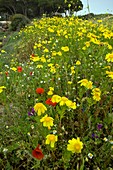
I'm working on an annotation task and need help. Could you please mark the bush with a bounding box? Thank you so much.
[78,13,95,20]
[10,14,30,31]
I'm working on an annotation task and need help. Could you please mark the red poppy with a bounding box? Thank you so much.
[45,98,57,107]
[5,72,8,76]
[36,88,44,94]
[32,144,44,160]
[17,66,22,72]
[30,72,33,76]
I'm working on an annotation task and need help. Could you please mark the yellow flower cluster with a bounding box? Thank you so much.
[30,55,46,63]
[78,79,101,101]
[33,93,77,148]
[92,88,101,101]
[105,53,113,80]
[71,66,75,74]
[34,102,57,147]
[51,95,76,109]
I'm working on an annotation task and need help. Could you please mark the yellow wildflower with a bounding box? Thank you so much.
[66,100,76,109]
[76,60,81,65]
[0,86,6,93]
[48,28,54,33]
[57,51,62,56]
[87,81,93,89]
[92,88,101,101]
[92,88,101,94]
[10,67,17,71]
[43,48,49,53]
[107,44,112,50]
[31,56,40,62]
[106,71,113,79]
[78,79,93,89]
[103,66,111,69]
[40,56,46,62]
[40,114,54,129]
[34,103,47,116]
[82,46,86,50]
[50,66,56,73]
[36,65,43,68]
[78,79,88,86]
[61,46,69,52]
[85,41,90,47]
[34,43,42,49]
[49,87,54,91]
[52,51,57,56]
[51,95,61,103]
[48,63,53,67]
[37,43,42,48]
[67,137,83,153]
[45,134,58,148]
[71,66,75,74]
[1,50,6,53]
[48,90,54,95]
[68,81,72,84]
[105,53,113,62]
[97,20,102,23]
[92,93,101,101]
[59,97,69,106]
[47,87,54,95]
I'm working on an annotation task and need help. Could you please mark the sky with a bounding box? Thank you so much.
[77,0,113,15]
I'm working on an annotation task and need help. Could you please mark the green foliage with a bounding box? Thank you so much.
[10,14,30,31]
[0,0,83,18]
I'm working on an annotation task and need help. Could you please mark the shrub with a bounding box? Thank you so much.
[10,14,30,31]
[79,13,95,20]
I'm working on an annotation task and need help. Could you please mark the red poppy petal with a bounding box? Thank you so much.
[36,88,44,94]
[32,150,44,160]
[32,145,44,160]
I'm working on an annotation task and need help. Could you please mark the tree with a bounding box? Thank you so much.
[15,0,39,17]
[0,0,17,15]
[64,0,83,12]
[36,0,83,15]
[0,0,83,18]
[0,0,39,18]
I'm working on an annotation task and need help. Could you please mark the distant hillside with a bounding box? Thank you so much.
[78,13,113,20]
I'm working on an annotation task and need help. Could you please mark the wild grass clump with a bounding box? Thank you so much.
[0,16,113,169]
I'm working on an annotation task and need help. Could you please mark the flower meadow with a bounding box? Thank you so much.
[0,16,113,169]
